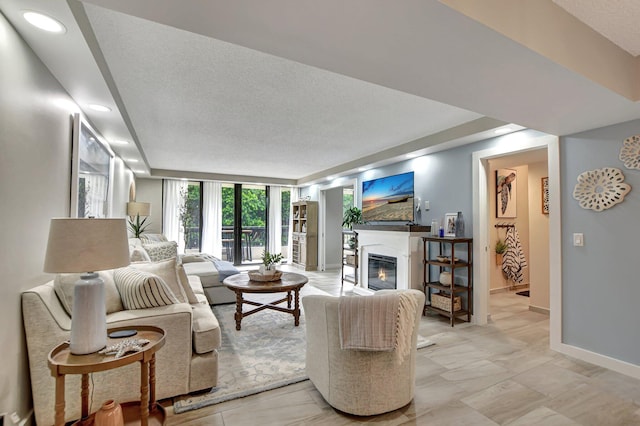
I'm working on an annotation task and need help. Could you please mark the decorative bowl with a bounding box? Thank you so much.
[436,256,459,263]
[248,270,282,282]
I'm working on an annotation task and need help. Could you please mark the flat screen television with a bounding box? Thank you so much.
[362,171,414,222]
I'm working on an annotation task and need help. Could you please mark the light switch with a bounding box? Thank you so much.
[424,200,430,211]
[573,233,584,247]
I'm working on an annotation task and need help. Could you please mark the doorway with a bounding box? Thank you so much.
[472,133,562,351]
[318,179,357,271]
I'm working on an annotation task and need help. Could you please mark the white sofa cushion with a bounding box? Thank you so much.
[130,258,187,303]
[191,302,221,354]
[54,271,123,315]
[114,268,178,309]
[176,264,199,304]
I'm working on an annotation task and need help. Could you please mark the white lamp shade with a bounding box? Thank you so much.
[127,201,151,217]
[44,218,130,273]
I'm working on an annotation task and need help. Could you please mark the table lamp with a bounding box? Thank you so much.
[127,201,151,238]
[44,218,130,354]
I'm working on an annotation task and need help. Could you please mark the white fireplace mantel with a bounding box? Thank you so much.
[353,225,430,292]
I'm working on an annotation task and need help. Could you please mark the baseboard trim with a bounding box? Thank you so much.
[529,305,550,315]
[554,342,640,380]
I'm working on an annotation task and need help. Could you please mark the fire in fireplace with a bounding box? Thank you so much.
[368,254,397,291]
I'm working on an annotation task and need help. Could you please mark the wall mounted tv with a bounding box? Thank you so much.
[362,171,414,222]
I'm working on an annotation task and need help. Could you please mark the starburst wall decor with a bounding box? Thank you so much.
[572,167,631,212]
[619,134,640,170]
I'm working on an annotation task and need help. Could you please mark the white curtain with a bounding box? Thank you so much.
[82,174,109,218]
[163,179,188,253]
[268,186,282,255]
[287,188,299,262]
[201,181,222,258]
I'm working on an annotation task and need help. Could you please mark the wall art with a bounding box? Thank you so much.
[541,177,549,214]
[572,167,631,212]
[70,113,113,218]
[619,134,640,170]
[496,168,517,218]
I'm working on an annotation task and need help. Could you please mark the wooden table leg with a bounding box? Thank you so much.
[234,290,243,330]
[81,373,89,421]
[149,354,157,413]
[140,360,150,426]
[294,288,301,326]
[54,374,65,426]
[287,290,292,309]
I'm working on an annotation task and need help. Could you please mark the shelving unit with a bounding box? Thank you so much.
[291,201,318,271]
[422,236,473,327]
[341,230,358,286]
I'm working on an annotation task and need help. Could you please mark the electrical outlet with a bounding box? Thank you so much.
[573,233,584,247]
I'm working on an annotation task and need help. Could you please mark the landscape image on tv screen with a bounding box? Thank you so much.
[362,171,414,222]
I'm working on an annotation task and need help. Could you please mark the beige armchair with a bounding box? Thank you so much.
[302,289,425,416]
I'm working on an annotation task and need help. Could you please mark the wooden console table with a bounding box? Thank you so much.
[47,325,166,426]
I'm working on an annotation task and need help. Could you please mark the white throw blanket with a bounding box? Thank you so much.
[338,292,418,362]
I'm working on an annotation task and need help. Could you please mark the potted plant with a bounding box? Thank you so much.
[127,215,150,238]
[495,239,508,265]
[342,207,365,248]
[261,250,283,273]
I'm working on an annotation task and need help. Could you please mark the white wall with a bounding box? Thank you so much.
[135,178,163,234]
[0,14,132,419]
[527,161,550,311]
[324,187,343,269]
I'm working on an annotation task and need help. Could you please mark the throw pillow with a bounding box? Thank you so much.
[129,258,187,303]
[130,247,151,262]
[114,268,178,310]
[176,264,199,304]
[53,270,124,316]
[142,241,178,262]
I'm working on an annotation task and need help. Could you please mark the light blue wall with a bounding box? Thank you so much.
[561,120,640,365]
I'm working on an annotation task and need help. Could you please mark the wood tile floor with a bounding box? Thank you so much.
[161,267,640,425]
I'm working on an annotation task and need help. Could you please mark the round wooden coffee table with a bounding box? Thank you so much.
[223,272,308,330]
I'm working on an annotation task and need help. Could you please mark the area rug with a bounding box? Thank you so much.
[173,287,434,413]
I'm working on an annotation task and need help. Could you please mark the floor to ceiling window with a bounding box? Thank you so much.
[180,181,202,253]
[281,188,291,260]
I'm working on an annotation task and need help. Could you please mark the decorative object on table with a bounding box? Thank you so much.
[98,337,150,359]
[108,329,137,338]
[430,220,439,237]
[436,256,459,263]
[127,201,151,238]
[94,399,124,426]
[439,271,452,285]
[454,211,464,237]
[444,213,457,237]
[572,167,631,211]
[495,238,508,266]
[44,218,130,355]
[541,177,549,214]
[342,206,365,231]
[619,134,640,170]
[496,168,517,218]
[248,269,283,282]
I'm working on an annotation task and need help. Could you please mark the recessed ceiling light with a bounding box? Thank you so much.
[111,140,130,145]
[23,11,66,33]
[134,170,146,174]
[127,159,139,163]
[406,153,418,158]
[88,104,111,112]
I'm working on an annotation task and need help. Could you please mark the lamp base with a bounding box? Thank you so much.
[70,272,107,355]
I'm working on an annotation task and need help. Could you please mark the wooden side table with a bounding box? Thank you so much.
[47,325,166,426]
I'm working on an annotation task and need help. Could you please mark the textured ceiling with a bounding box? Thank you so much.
[3,0,640,185]
[554,0,640,56]
[84,4,481,180]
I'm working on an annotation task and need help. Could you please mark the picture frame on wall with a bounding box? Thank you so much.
[496,168,517,218]
[444,212,457,237]
[541,176,549,214]
[70,113,113,218]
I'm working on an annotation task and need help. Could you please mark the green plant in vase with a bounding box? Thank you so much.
[495,239,508,265]
[261,250,283,271]
[128,215,150,238]
[342,207,365,248]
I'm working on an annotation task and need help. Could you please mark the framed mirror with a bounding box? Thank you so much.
[70,113,113,218]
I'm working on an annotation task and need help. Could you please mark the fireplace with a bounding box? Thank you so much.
[367,254,397,291]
